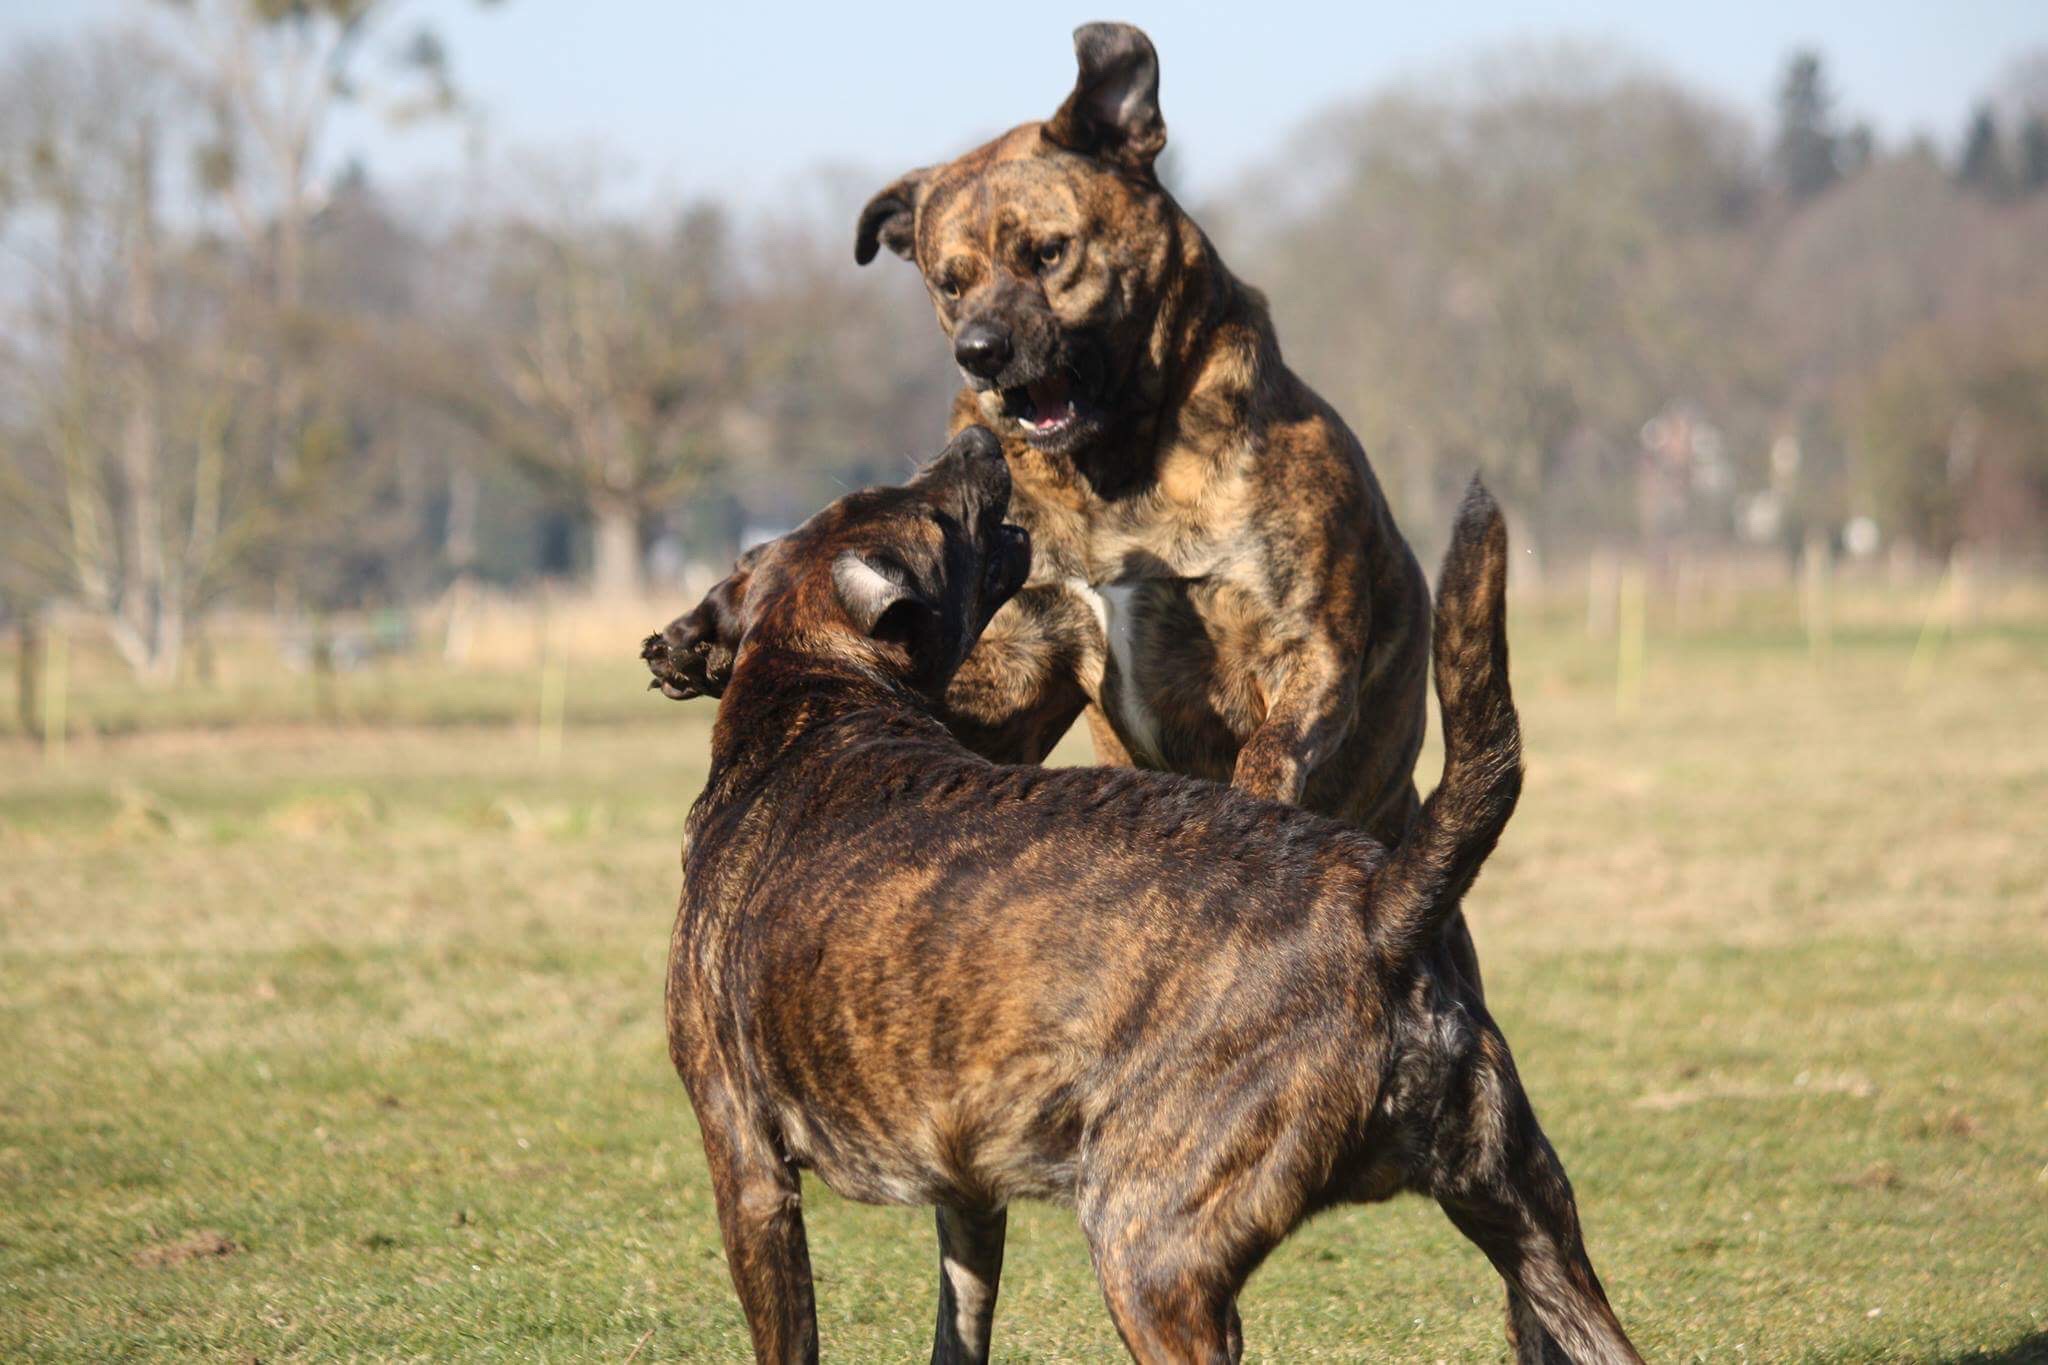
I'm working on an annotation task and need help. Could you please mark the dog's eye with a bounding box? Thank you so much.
[1036,240,1064,270]
[941,280,962,301]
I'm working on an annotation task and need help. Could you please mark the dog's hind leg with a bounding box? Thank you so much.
[1438,1162,1640,1365]
[1080,1197,1260,1365]
[1502,1285,1578,1365]
[1089,1244,1240,1365]
[1429,1039,1642,1365]
[694,1094,819,1364]
[930,1205,1006,1364]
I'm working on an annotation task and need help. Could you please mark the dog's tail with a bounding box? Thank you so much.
[1364,477,1523,967]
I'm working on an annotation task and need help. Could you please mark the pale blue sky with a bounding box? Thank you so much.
[4,0,2042,211]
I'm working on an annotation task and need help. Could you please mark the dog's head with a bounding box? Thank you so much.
[643,426,1030,701]
[642,540,768,702]
[855,22,1177,460]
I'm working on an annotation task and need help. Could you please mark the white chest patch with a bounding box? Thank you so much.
[1078,580,1165,766]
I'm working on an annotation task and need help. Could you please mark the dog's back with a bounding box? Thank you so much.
[673,482,1518,1214]
[665,455,1638,1363]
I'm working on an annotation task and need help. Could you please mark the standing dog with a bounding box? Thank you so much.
[650,427,1641,1364]
[657,22,1430,847]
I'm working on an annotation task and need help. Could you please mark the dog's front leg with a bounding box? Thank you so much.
[929,1205,1007,1364]
[938,587,1096,764]
[1082,704,1136,767]
[1231,638,1357,807]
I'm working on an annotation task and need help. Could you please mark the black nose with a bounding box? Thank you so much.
[929,426,1010,518]
[946,425,1003,465]
[953,320,1012,380]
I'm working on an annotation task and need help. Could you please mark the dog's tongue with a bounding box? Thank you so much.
[1025,372,1074,428]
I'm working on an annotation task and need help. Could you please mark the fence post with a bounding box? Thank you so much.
[1616,564,1646,717]
[538,596,567,766]
[310,615,336,721]
[1587,550,1617,638]
[15,616,38,743]
[1904,553,1959,693]
[1799,532,1832,671]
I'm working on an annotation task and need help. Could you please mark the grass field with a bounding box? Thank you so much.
[2,594,2045,1361]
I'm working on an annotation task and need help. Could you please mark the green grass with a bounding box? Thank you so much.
[2,600,2045,1361]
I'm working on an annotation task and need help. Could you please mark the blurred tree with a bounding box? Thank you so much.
[422,194,740,597]
[9,20,2048,622]
[156,0,482,600]
[733,199,959,515]
[1853,327,2048,557]
[1233,49,1758,558]
[2022,117,2048,193]
[172,2,429,317]
[0,35,255,681]
[0,5,496,676]
[1774,51,1842,200]
[1837,122,1876,178]
[1958,104,2010,197]
[276,169,452,608]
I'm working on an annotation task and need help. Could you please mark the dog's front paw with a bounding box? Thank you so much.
[641,614,732,701]
[641,631,694,700]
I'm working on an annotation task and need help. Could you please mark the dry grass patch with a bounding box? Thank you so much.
[2,603,2044,1360]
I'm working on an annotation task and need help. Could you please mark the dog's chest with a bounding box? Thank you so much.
[1079,581,1167,763]
[1073,571,1279,775]
[1091,455,1254,578]
[1015,446,1280,770]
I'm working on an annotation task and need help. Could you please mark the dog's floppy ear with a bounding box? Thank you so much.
[831,551,935,640]
[1045,22,1166,177]
[855,167,929,266]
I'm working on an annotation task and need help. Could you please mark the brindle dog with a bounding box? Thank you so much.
[655,22,1431,845]
[649,427,1642,1364]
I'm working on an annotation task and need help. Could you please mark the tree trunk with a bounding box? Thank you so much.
[443,462,480,576]
[589,500,643,599]
[117,114,180,687]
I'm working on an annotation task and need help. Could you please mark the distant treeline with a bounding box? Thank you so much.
[1,5,2044,684]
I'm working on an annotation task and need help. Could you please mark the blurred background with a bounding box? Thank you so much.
[0,0,2043,724]
[2,4,2043,1360]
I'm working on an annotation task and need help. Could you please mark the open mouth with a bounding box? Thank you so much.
[1000,370,1083,439]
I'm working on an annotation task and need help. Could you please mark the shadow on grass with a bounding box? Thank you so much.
[1932,1334,2048,1364]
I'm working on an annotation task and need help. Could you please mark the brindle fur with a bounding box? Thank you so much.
[657,22,1429,844]
[651,429,1642,1363]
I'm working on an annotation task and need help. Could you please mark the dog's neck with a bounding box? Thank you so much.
[700,642,953,806]
[1156,204,1266,392]
[1148,217,1281,443]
